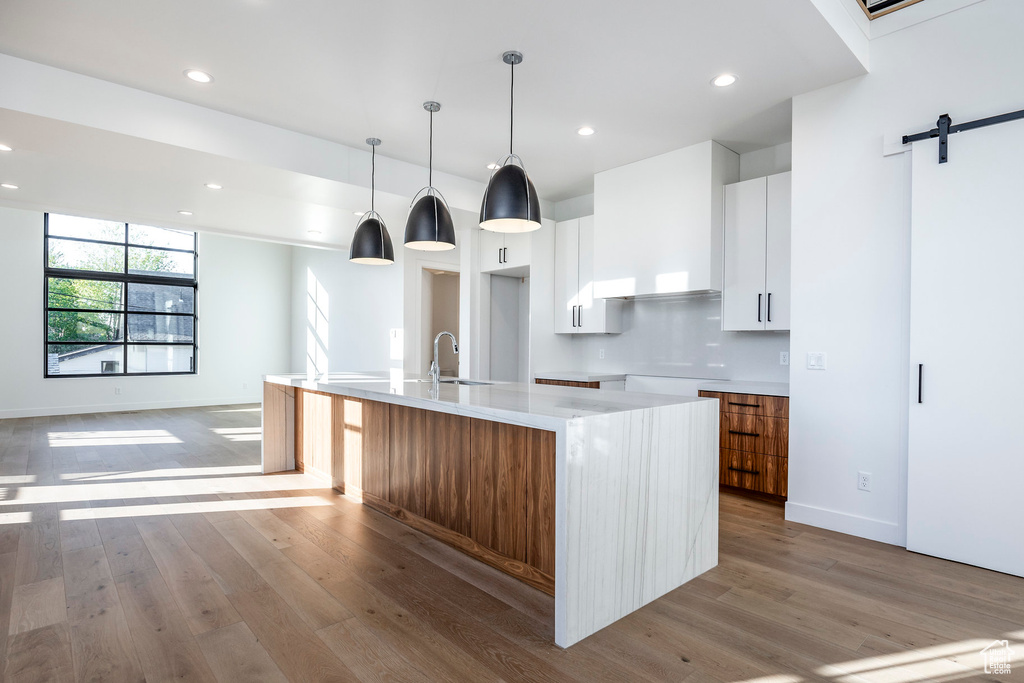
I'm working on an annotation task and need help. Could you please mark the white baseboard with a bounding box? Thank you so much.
[0,396,262,419]
[785,501,903,546]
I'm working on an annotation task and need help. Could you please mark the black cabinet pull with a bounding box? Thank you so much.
[572,306,577,328]
[767,293,772,322]
[728,430,760,437]
[918,364,923,404]
[758,293,762,323]
[729,466,760,475]
[728,401,760,408]
[577,305,582,328]
[497,248,502,264]
[502,247,507,263]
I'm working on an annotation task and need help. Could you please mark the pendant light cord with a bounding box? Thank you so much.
[509,59,515,156]
[370,144,375,214]
[429,109,433,188]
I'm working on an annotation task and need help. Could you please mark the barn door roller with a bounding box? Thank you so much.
[903,108,1024,164]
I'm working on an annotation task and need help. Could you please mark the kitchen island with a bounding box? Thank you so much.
[262,372,718,647]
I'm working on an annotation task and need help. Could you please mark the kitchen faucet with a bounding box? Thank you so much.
[429,331,458,386]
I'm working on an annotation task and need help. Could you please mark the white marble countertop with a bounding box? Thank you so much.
[697,380,790,397]
[264,372,712,430]
[534,371,627,382]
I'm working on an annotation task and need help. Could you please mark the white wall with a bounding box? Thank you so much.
[788,0,1024,544]
[290,241,404,377]
[0,205,292,417]
[739,142,792,181]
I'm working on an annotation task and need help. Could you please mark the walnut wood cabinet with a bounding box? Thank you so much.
[698,390,789,501]
[293,388,556,594]
[534,378,601,389]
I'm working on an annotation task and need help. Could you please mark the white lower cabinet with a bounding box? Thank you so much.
[480,230,530,273]
[554,216,621,334]
[722,172,791,331]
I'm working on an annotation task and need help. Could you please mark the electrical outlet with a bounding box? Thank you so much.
[114,387,122,396]
[242,382,248,390]
[780,351,790,366]
[599,348,606,360]
[858,471,871,492]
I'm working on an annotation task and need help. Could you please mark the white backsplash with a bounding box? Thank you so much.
[569,294,790,382]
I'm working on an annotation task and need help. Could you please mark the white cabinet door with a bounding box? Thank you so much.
[765,172,791,331]
[723,177,767,331]
[907,124,1024,578]
[553,219,579,334]
[480,230,531,273]
[502,231,531,270]
[479,230,506,273]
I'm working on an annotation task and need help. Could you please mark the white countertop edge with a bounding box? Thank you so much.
[263,373,713,429]
[534,371,627,382]
[696,380,790,397]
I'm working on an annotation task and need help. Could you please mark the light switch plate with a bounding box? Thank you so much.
[807,352,827,370]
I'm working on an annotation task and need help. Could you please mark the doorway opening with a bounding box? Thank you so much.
[421,268,460,377]
[488,273,530,382]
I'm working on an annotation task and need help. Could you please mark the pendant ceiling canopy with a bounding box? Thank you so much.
[349,138,395,265]
[480,50,542,233]
[405,101,457,251]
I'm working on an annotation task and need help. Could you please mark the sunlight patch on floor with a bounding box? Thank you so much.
[47,429,182,447]
[819,633,1024,683]
[0,475,36,485]
[0,511,32,525]
[59,464,263,482]
[3,472,327,506]
[206,407,262,413]
[59,495,333,521]
[210,426,262,442]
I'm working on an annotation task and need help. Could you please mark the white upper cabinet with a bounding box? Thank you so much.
[593,141,739,299]
[722,171,791,331]
[480,230,530,273]
[554,216,622,334]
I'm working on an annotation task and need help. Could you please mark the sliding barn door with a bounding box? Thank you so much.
[907,120,1024,577]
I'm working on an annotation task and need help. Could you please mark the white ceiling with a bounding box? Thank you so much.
[0,0,865,202]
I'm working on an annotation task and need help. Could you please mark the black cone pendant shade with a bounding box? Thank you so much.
[405,102,456,251]
[350,138,395,265]
[480,51,541,233]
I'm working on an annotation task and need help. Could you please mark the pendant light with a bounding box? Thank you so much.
[349,138,395,265]
[479,50,541,233]
[404,101,456,251]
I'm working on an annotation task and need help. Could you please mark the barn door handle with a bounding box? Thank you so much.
[758,294,762,323]
[918,364,923,404]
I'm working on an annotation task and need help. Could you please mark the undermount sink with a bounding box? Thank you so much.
[439,378,492,386]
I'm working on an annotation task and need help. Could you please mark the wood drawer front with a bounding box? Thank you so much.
[721,413,788,457]
[535,378,601,389]
[720,450,788,497]
[699,390,788,418]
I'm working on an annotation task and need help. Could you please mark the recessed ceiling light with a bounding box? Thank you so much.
[0,144,12,152]
[577,126,595,136]
[712,73,737,87]
[487,163,500,170]
[184,69,213,84]
[205,183,222,190]
[1,183,18,190]
[178,210,193,216]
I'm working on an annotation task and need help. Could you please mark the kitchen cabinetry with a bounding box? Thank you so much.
[698,390,789,500]
[722,171,791,331]
[480,229,530,273]
[554,216,622,333]
[593,140,739,298]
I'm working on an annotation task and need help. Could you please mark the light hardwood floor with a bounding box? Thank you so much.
[0,405,1021,682]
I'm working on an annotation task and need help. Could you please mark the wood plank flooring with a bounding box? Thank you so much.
[1,405,1022,682]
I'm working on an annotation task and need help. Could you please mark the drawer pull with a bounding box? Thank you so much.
[728,402,760,408]
[728,466,760,475]
[728,430,760,437]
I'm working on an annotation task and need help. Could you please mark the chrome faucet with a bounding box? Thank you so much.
[429,331,458,385]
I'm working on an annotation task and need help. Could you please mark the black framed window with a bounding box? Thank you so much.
[44,213,198,377]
